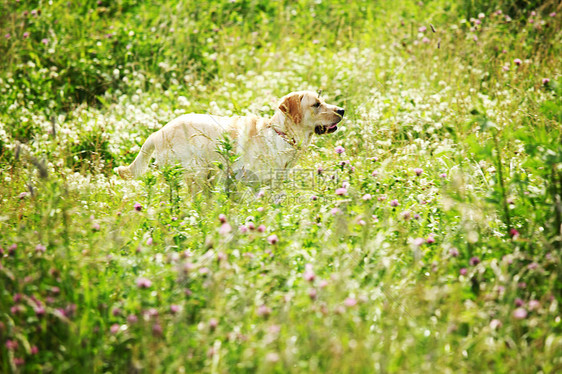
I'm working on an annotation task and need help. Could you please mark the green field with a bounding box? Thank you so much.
[1,0,561,372]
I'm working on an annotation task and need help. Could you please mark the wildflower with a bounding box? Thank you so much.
[34,306,46,316]
[247,222,256,230]
[490,319,502,329]
[469,256,480,266]
[311,195,318,201]
[372,170,379,177]
[418,26,427,32]
[528,300,540,311]
[440,173,447,178]
[110,324,120,334]
[41,38,48,45]
[4,34,10,39]
[218,213,227,223]
[31,346,39,355]
[402,211,411,220]
[170,304,181,314]
[449,248,459,257]
[422,37,430,43]
[426,236,435,244]
[239,225,248,233]
[92,222,100,231]
[550,12,556,17]
[358,219,366,226]
[390,199,399,207]
[14,358,25,366]
[513,58,522,66]
[414,168,423,176]
[502,65,509,72]
[257,224,266,233]
[127,314,138,324]
[527,262,538,270]
[334,145,345,154]
[513,308,527,319]
[510,228,520,238]
[303,264,315,282]
[542,78,550,85]
[362,194,372,201]
[257,207,264,212]
[134,202,142,211]
[219,223,232,235]
[267,234,279,244]
[413,213,421,220]
[136,277,152,289]
[257,305,271,317]
[335,187,347,196]
[146,237,153,245]
[23,31,30,38]
[413,237,424,246]
[209,318,218,330]
[331,207,342,215]
[35,244,46,253]
[344,297,357,307]
[459,268,467,276]
[152,323,163,336]
[5,339,18,350]
[515,298,524,307]
[478,12,485,19]
[308,288,317,300]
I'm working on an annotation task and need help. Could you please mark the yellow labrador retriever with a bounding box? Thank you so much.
[116,91,344,183]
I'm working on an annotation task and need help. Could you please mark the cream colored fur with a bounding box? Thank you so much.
[116,91,344,183]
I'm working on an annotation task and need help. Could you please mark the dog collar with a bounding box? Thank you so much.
[272,127,297,147]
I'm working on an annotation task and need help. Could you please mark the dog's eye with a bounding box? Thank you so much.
[312,102,321,108]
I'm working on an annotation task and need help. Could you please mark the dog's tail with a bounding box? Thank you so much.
[116,133,156,179]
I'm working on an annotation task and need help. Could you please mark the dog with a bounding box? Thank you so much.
[116,91,344,184]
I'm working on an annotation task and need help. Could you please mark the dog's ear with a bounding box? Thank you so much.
[279,93,303,124]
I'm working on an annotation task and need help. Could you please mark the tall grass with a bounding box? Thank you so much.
[1,0,561,373]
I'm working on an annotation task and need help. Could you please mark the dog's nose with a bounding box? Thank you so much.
[336,108,345,117]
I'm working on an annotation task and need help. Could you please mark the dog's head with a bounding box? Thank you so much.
[278,91,344,136]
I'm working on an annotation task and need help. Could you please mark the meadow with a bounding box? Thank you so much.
[1,0,561,372]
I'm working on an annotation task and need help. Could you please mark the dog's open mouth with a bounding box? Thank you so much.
[315,121,341,135]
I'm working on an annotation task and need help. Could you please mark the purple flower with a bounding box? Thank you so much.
[257,305,271,317]
[136,277,152,289]
[239,225,248,233]
[490,319,502,329]
[5,339,18,350]
[413,237,424,246]
[334,145,345,154]
[311,195,318,201]
[550,12,556,17]
[35,244,46,253]
[4,34,10,39]
[459,268,467,276]
[362,194,372,201]
[219,223,232,235]
[413,213,421,220]
[127,314,138,324]
[528,300,540,311]
[449,248,459,257]
[218,213,227,223]
[134,202,142,211]
[308,288,317,300]
[515,298,524,307]
[414,168,423,176]
[110,324,120,334]
[335,187,347,196]
[152,323,163,336]
[542,78,550,85]
[513,308,527,319]
[510,229,520,238]
[31,346,39,355]
[344,297,357,307]
[209,318,218,330]
[23,31,30,38]
[331,207,342,215]
[513,58,522,66]
[390,199,399,207]
[469,256,480,266]
[422,36,430,44]
[426,236,435,244]
[41,38,48,45]
[418,26,427,32]
[267,234,279,245]
[303,264,315,282]
[257,224,266,233]
[170,304,181,314]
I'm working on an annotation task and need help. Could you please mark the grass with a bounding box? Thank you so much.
[1,0,562,373]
